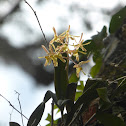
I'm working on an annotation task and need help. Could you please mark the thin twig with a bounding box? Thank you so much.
[0,93,29,120]
[118,78,126,87]
[109,76,126,84]
[51,100,54,126]
[15,91,24,126]
[23,0,48,46]
[9,108,14,122]
[0,93,42,126]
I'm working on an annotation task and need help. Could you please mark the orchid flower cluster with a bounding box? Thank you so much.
[39,25,90,77]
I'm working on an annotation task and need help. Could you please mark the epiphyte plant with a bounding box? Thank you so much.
[9,0,91,126]
[39,25,90,100]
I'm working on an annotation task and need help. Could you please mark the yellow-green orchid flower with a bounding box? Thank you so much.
[73,60,90,77]
[39,45,66,67]
[39,25,90,78]
[72,33,91,52]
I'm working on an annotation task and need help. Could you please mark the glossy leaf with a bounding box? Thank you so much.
[9,122,21,126]
[27,102,45,126]
[96,112,126,126]
[97,87,111,103]
[109,6,126,34]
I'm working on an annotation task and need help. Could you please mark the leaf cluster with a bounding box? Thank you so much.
[9,6,126,126]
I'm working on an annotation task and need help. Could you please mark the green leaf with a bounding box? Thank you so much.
[97,87,111,103]
[75,91,83,101]
[69,73,79,83]
[84,79,107,92]
[77,81,84,91]
[111,80,126,100]
[65,80,108,126]
[44,90,57,105]
[90,56,103,78]
[57,99,73,111]
[81,26,107,78]
[27,91,57,126]
[66,83,77,101]
[96,112,126,126]
[66,83,77,112]
[92,26,107,44]
[80,26,107,61]
[54,104,61,114]
[46,119,59,126]
[9,122,21,126]
[45,113,51,122]
[109,6,126,33]
[54,104,58,109]
[27,102,45,126]
[54,54,69,100]
[56,108,61,114]
[45,113,59,126]
[75,81,84,101]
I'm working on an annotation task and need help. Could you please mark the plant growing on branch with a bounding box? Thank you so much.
[1,1,125,126]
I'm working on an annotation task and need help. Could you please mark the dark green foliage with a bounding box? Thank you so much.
[109,6,126,34]
[65,80,108,126]
[44,90,58,105]
[77,81,84,91]
[9,122,21,126]
[66,83,77,112]
[27,90,58,126]
[80,26,107,78]
[97,87,111,103]
[110,80,126,100]
[75,81,84,101]
[90,26,107,77]
[27,102,45,126]
[96,112,126,126]
[90,56,103,78]
[45,113,59,126]
[54,54,69,100]
[69,72,79,83]
[66,83,77,101]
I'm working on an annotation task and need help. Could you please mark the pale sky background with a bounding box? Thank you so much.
[0,0,126,126]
